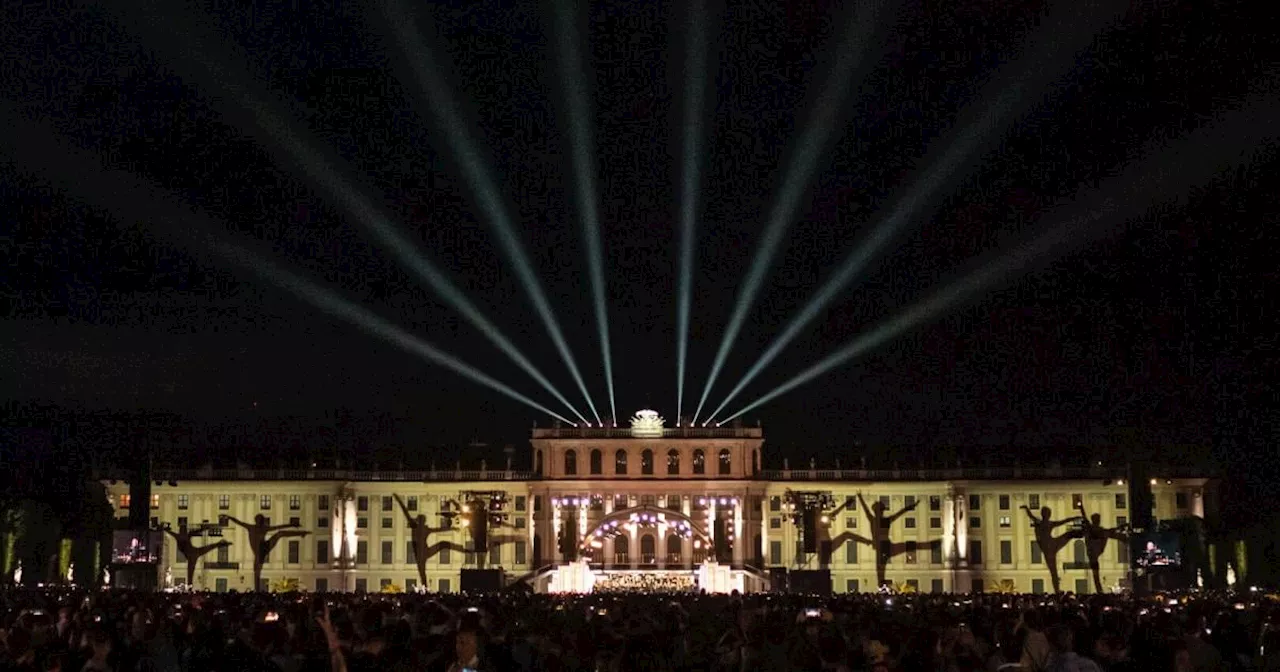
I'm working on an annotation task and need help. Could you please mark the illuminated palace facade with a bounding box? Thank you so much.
[103,411,1211,594]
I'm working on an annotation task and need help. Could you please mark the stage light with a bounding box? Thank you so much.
[94,1,593,427]
[4,113,582,426]
[690,0,884,426]
[546,0,617,424]
[718,99,1274,423]
[703,1,1128,425]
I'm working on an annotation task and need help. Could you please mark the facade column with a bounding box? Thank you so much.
[603,495,615,569]
[681,496,693,569]
[707,498,718,562]
[732,495,745,567]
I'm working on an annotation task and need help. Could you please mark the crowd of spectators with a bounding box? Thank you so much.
[591,574,694,593]
[1,587,1277,672]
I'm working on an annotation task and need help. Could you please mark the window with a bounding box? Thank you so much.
[718,449,731,475]
[970,516,981,529]
[770,518,781,529]
[215,577,228,593]
[287,540,300,563]
[319,495,330,511]
[999,515,1012,528]
[219,494,230,510]
[932,578,944,593]
[1073,539,1087,564]
[316,540,329,564]
[968,494,981,511]
[879,495,891,509]
[1000,539,1013,564]
[439,546,451,565]
[905,541,917,564]
[589,449,602,475]
[405,579,416,592]
[151,494,159,509]
[929,495,941,511]
[315,577,328,592]
[406,541,416,564]
[615,495,629,510]
[438,578,450,593]
[641,449,654,475]
[355,578,367,593]
[1072,493,1084,509]
[289,495,301,511]
[357,517,367,529]
[177,495,189,510]
[515,496,526,511]
[1030,541,1042,564]
[515,516,526,529]
[289,516,300,527]
[535,451,543,475]
[905,517,916,528]
[564,450,578,475]
[667,449,680,475]
[930,517,941,529]
[1032,578,1045,594]
[905,495,917,508]
[1075,578,1089,595]
[1029,494,1041,510]
[515,541,527,565]
[318,516,329,529]
[1115,534,1128,563]
[969,540,983,565]
[847,579,860,593]
[356,541,368,565]
[1176,492,1188,509]
[906,579,919,591]
[1115,493,1127,509]
[260,495,272,510]
[692,449,705,474]
[381,540,393,565]
[489,545,501,566]
[533,495,542,512]
[770,497,781,512]
[845,541,859,564]
[357,496,368,512]
[381,517,393,529]
[615,450,628,475]
[217,545,229,563]
[381,496,393,512]
[998,494,1010,510]
[769,541,782,565]
[407,496,418,511]
[177,516,188,532]
[1116,514,1128,528]
[846,517,858,529]
[930,543,943,564]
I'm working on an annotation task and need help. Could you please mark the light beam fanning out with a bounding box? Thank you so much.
[382,0,605,425]
[675,0,711,424]
[717,99,1276,424]
[549,0,617,425]
[690,0,885,425]
[95,0,591,426]
[1,113,578,426]
[702,0,1124,425]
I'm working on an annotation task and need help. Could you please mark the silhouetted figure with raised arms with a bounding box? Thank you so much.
[395,494,465,587]
[1022,505,1082,593]
[222,513,309,591]
[157,524,231,588]
[1076,500,1129,594]
[829,493,926,588]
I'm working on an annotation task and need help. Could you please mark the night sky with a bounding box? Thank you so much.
[2,1,1278,509]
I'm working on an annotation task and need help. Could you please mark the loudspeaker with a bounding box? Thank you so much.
[769,567,789,593]
[460,568,503,593]
[1129,462,1154,530]
[714,518,729,558]
[470,502,489,553]
[128,463,151,531]
[790,569,832,596]
[802,509,818,553]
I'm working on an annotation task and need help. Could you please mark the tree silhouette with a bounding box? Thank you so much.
[222,514,309,591]
[1023,505,1083,593]
[395,494,466,586]
[1075,501,1128,594]
[158,525,230,588]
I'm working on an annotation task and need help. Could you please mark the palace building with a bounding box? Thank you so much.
[101,410,1214,594]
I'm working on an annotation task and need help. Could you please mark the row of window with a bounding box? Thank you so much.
[151,494,528,513]
[839,577,1093,595]
[769,513,1129,531]
[206,576,458,594]
[549,448,735,476]
[766,537,1127,566]
[178,537,529,567]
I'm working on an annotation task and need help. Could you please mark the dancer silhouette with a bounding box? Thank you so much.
[222,514,309,591]
[158,525,231,588]
[1075,501,1128,594]
[1022,505,1082,593]
[394,494,466,586]
[842,493,923,588]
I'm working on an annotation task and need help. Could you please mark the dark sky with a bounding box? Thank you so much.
[2,0,1278,498]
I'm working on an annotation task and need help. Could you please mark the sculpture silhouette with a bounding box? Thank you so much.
[158,525,231,588]
[828,494,933,588]
[1075,501,1128,594]
[395,494,465,586]
[1022,505,1082,593]
[222,514,310,591]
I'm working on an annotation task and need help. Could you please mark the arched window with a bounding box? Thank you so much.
[615,449,628,475]
[589,449,602,475]
[563,449,577,476]
[535,451,543,475]
[641,449,654,475]
[666,534,682,563]
[692,449,706,474]
[718,449,732,475]
[640,534,656,563]
[667,449,680,475]
[616,535,629,563]
[752,449,759,476]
